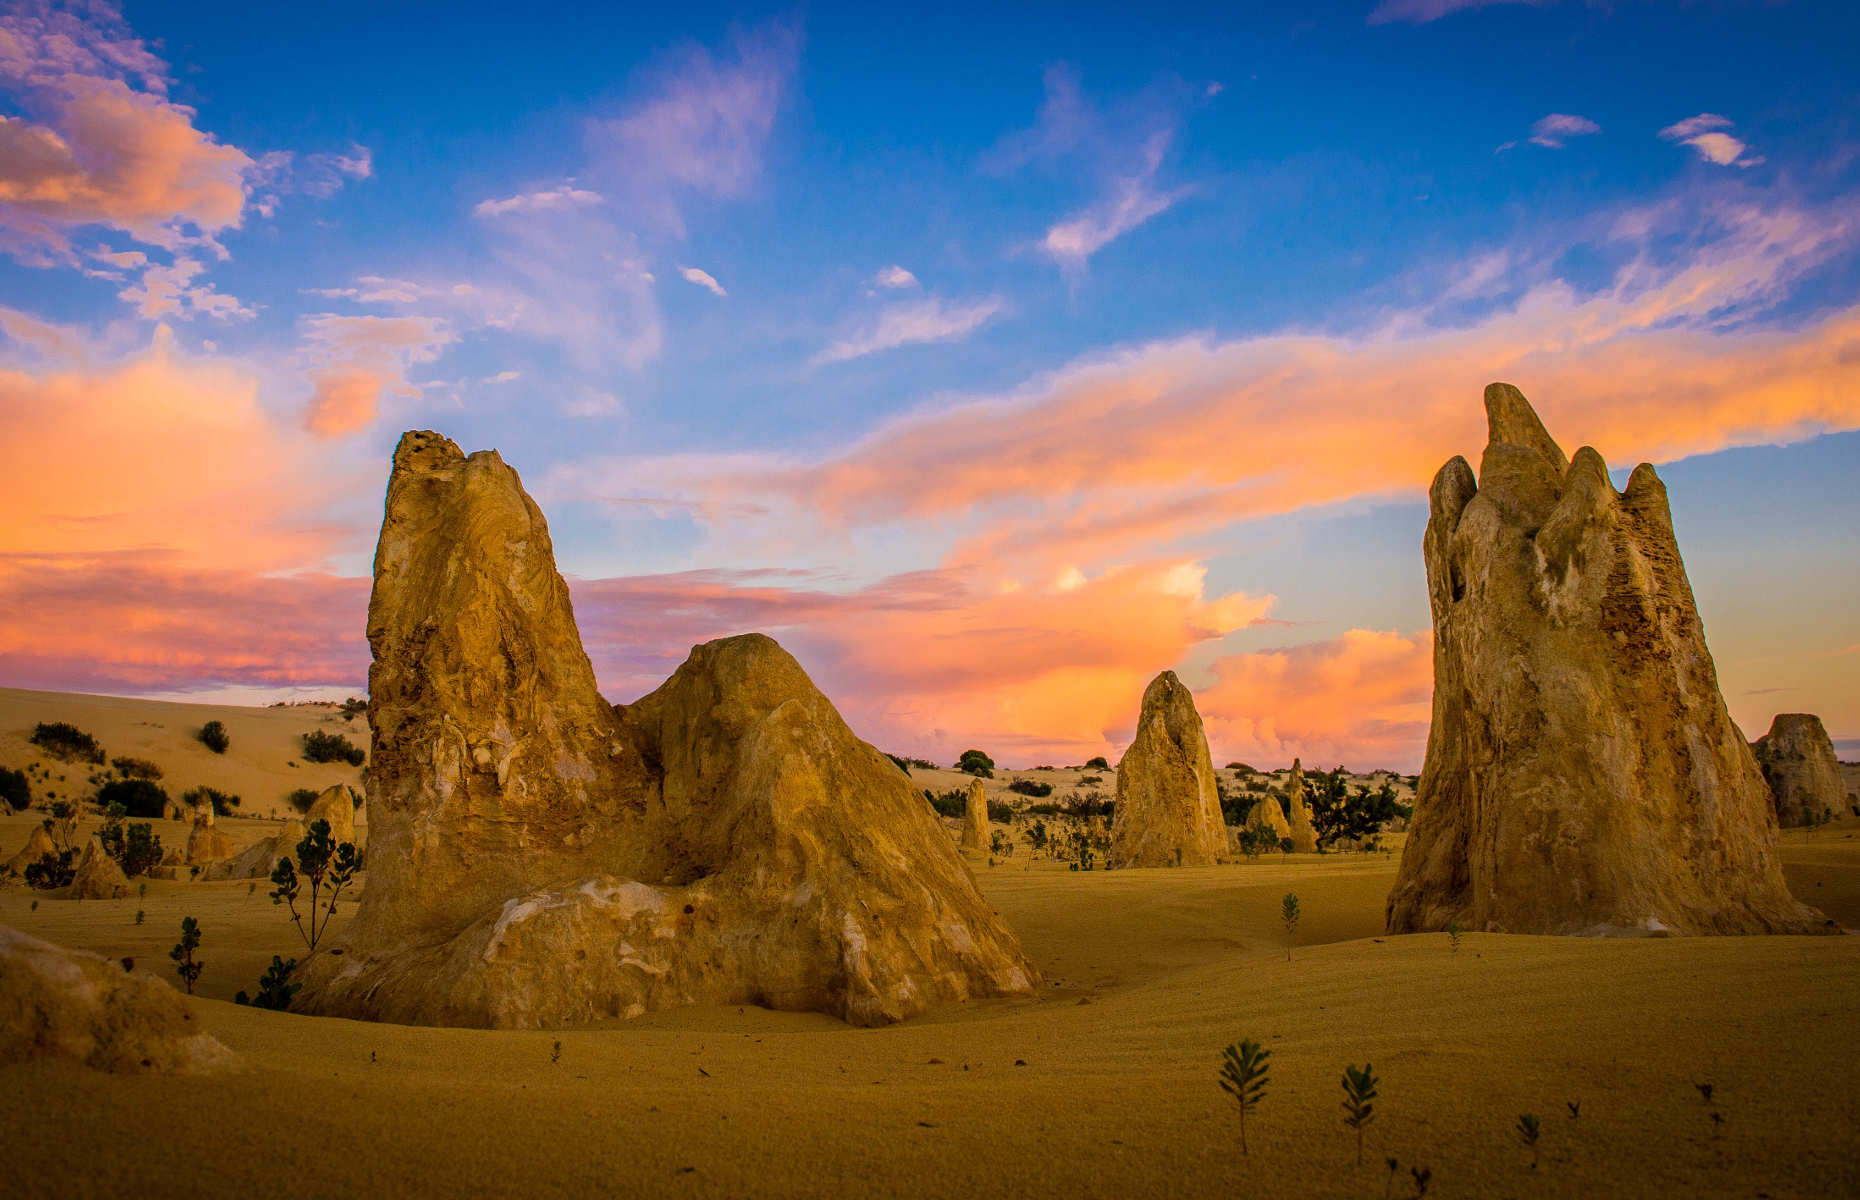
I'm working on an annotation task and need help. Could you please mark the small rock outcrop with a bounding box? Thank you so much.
[1387,384,1825,936]
[293,431,1038,1028]
[0,926,232,1073]
[1241,794,1292,843]
[961,778,990,851]
[1751,714,1846,828]
[1285,758,1318,853]
[67,838,128,900]
[3,825,55,877]
[200,820,303,882]
[1109,671,1228,867]
[303,784,359,846]
[184,809,229,866]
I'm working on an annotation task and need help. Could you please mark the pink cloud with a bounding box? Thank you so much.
[296,314,455,438]
[1369,0,1549,24]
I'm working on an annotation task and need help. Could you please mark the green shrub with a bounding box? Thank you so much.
[338,697,368,721]
[923,789,967,819]
[286,787,320,812]
[1218,1040,1271,1154]
[170,916,203,994]
[235,956,301,1010]
[110,756,163,781]
[956,749,994,778]
[1084,756,1109,770]
[1008,779,1053,798]
[985,801,1015,824]
[302,731,365,766]
[97,778,169,819]
[30,721,103,763]
[23,850,76,889]
[99,803,163,877]
[0,765,29,812]
[198,721,230,754]
[270,819,360,952]
[184,785,241,816]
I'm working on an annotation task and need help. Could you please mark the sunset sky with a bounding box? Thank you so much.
[1,0,1856,770]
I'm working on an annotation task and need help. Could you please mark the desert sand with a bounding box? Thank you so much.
[4,769,1858,1197]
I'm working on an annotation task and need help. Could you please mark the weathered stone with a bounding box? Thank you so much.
[200,820,302,882]
[1751,714,1846,828]
[303,784,359,847]
[0,926,232,1073]
[1386,384,1826,936]
[294,432,1039,1029]
[1242,793,1292,843]
[2,825,55,877]
[1109,671,1227,867]
[184,809,230,866]
[67,838,128,900]
[961,778,989,851]
[1285,758,1317,853]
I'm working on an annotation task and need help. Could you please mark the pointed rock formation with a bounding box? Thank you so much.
[68,838,128,900]
[293,431,1038,1028]
[1109,671,1227,867]
[1,926,233,1073]
[1243,793,1292,843]
[200,820,302,882]
[303,784,359,847]
[1751,714,1846,828]
[184,808,229,866]
[1285,758,1317,853]
[2,825,55,877]
[1387,384,1825,936]
[961,778,990,851]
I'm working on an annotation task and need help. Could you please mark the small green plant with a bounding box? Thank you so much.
[1384,1157,1400,1200]
[1516,1113,1540,1169]
[135,909,145,925]
[1281,892,1301,961]
[235,956,301,1010]
[1446,919,1462,954]
[1218,1039,1271,1154]
[269,819,360,951]
[1695,1081,1714,1104]
[1409,1165,1432,1196]
[198,720,230,754]
[1341,1062,1379,1165]
[1567,1099,1580,1120]
[551,1040,563,1064]
[170,916,203,994]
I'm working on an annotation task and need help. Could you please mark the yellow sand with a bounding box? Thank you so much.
[4,821,1857,1197]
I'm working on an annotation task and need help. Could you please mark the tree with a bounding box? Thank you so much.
[1308,768,1410,850]
[957,749,995,778]
[1218,1040,1271,1154]
[1281,893,1301,961]
[1084,756,1110,770]
[269,819,360,952]
[170,916,204,994]
[0,765,29,812]
[235,956,302,1010]
[198,720,230,754]
[96,778,169,820]
[98,801,163,877]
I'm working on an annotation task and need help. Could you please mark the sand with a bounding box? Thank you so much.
[3,696,1856,1197]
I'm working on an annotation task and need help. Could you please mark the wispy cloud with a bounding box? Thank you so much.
[1369,0,1550,24]
[1528,112,1600,149]
[1659,113,1763,167]
[678,265,728,296]
[874,264,918,289]
[813,295,1005,364]
[472,185,602,219]
[296,314,455,437]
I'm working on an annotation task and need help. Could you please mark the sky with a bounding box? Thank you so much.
[1,0,1856,770]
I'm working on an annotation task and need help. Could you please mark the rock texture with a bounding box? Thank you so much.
[200,820,302,882]
[293,431,1038,1029]
[1109,671,1228,868]
[1242,794,1292,843]
[67,838,128,900]
[1751,714,1846,828]
[961,778,990,851]
[0,926,232,1073]
[184,808,230,866]
[304,784,359,847]
[2,825,55,877]
[1285,758,1318,853]
[1387,384,1825,936]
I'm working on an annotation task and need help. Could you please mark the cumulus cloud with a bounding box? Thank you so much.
[813,295,1005,364]
[1659,114,1761,167]
[1527,113,1600,149]
[296,314,455,437]
[115,255,253,321]
[678,265,728,296]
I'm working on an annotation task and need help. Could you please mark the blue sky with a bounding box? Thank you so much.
[1,0,1855,766]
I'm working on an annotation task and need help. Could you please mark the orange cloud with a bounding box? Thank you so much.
[1199,629,1435,772]
[296,314,454,438]
[304,369,387,437]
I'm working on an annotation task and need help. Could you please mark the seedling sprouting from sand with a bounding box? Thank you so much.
[170,915,203,994]
[1340,1062,1378,1165]
[1710,1111,1724,1138]
[1566,1100,1580,1120]
[235,956,301,1010]
[1383,1158,1400,1199]
[551,1040,563,1064]
[134,909,144,925]
[1409,1165,1432,1197]
[1281,893,1301,961]
[1516,1113,1540,1169]
[1695,1082,1714,1104]
[269,818,359,951]
[1446,920,1462,954]
[1217,1039,1270,1153]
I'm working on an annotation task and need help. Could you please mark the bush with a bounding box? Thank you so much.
[24,851,76,889]
[100,806,163,877]
[286,787,321,812]
[198,721,230,754]
[1065,790,1112,819]
[986,801,1016,824]
[97,778,169,819]
[923,789,967,819]
[1008,779,1053,798]
[302,731,365,767]
[1226,762,1258,773]
[110,755,163,781]
[1084,756,1110,770]
[183,785,241,817]
[338,697,368,721]
[235,956,301,1010]
[956,749,995,778]
[30,721,103,763]
[0,766,29,812]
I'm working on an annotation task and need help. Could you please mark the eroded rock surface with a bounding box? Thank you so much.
[1285,758,1317,854]
[1386,384,1824,936]
[200,820,302,882]
[67,838,128,900]
[184,808,229,866]
[0,926,232,1072]
[961,778,989,851]
[304,784,359,847]
[1751,714,1846,828]
[2,825,54,878]
[1109,672,1227,868]
[294,431,1038,1028]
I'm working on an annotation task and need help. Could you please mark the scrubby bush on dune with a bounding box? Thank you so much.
[236,956,301,1010]
[985,800,1015,824]
[338,696,368,721]
[286,787,321,812]
[110,756,163,781]
[0,765,29,812]
[956,749,994,778]
[30,721,104,763]
[923,789,967,819]
[302,730,366,766]
[198,720,230,754]
[1008,779,1053,798]
[1084,756,1109,770]
[1225,761,1257,772]
[184,785,240,816]
[98,801,163,877]
[97,778,169,820]
[270,819,360,952]
[1065,790,1111,819]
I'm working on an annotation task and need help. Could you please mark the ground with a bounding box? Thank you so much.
[4,809,1857,1199]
